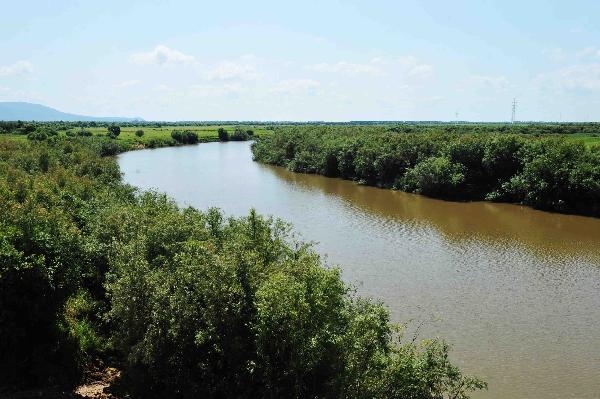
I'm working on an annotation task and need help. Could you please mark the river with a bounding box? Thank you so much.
[118,141,600,399]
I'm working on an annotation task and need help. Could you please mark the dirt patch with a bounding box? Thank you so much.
[1,362,122,399]
[74,361,121,399]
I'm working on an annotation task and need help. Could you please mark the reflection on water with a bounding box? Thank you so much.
[264,163,600,262]
[118,142,600,399]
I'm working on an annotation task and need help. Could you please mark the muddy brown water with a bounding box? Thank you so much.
[118,141,600,399]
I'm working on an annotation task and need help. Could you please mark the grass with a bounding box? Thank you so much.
[564,133,600,147]
[68,125,273,145]
[2,124,599,148]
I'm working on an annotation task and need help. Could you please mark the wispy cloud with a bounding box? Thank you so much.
[0,60,33,77]
[534,63,600,91]
[115,79,141,88]
[130,45,195,66]
[577,47,600,59]
[396,56,434,78]
[0,85,43,102]
[307,56,433,80]
[542,47,567,62]
[369,56,434,79]
[307,61,383,76]
[189,82,247,97]
[467,75,512,92]
[203,61,259,81]
[271,79,320,94]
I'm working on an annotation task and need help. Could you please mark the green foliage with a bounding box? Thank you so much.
[97,139,122,156]
[104,199,485,398]
[135,129,144,137]
[252,126,600,216]
[0,139,125,389]
[230,127,250,141]
[171,129,199,144]
[107,125,121,139]
[400,156,465,196]
[77,129,93,137]
[0,136,485,397]
[218,127,229,141]
[27,130,48,141]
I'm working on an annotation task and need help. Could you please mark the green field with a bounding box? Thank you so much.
[2,122,600,150]
[67,125,272,145]
[68,124,600,148]
[564,133,600,147]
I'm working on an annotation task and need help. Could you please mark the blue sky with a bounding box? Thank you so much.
[1,0,599,121]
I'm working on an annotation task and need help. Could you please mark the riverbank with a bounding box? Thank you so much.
[251,126,600,217]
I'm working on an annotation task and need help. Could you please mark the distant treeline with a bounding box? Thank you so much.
[252,126,600,216]
[0,136,485,397]
[3,120,600,134]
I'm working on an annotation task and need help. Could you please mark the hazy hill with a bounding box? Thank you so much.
[0,102,143,122]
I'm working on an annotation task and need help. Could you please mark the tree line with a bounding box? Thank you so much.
[251,126,600,216]
[0,136,485,398]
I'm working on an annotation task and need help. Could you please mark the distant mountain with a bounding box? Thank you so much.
[0,102,144,122]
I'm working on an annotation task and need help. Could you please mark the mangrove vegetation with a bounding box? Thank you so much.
[0,135,485,398]
[251,125,600,216]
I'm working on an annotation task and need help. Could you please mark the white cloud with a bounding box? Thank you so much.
[534,64,600,91]
[203,61,259,81]
[130,45,195,65]
[270,79,320,94]
[577,47,600,59]
[0,85,43,102]
[307,61,383,76]
[397,56,434,78]
[0,60,33,77]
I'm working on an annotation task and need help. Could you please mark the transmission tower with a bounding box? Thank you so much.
[511,98,518,123]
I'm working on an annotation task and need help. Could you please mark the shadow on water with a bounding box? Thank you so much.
[261,163,600,263]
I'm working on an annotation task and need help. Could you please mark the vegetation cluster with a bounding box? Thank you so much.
[0,122,261,153]
[0,136,485,398]
[252,126,600,216]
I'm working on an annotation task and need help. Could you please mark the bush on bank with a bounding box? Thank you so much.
[0,137,485,398]
[251,126,600,216]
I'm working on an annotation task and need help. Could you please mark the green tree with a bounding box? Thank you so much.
[107,125,121,139]
[218,127,229,141]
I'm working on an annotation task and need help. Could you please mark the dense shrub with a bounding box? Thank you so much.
[0,139,124,389]
[77,129,93,137]
[135,129,144,137]
[107,125,121,139]
[171,129,199,144]
[147,137,176,148]
[252,126,600,216]
[400,156,465,196]
[98,140,122,156]
[218,127,229,141]
[104,201,485,398]
[0,137,485,398]
[230,127,249,141]
[27,130,48,141]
